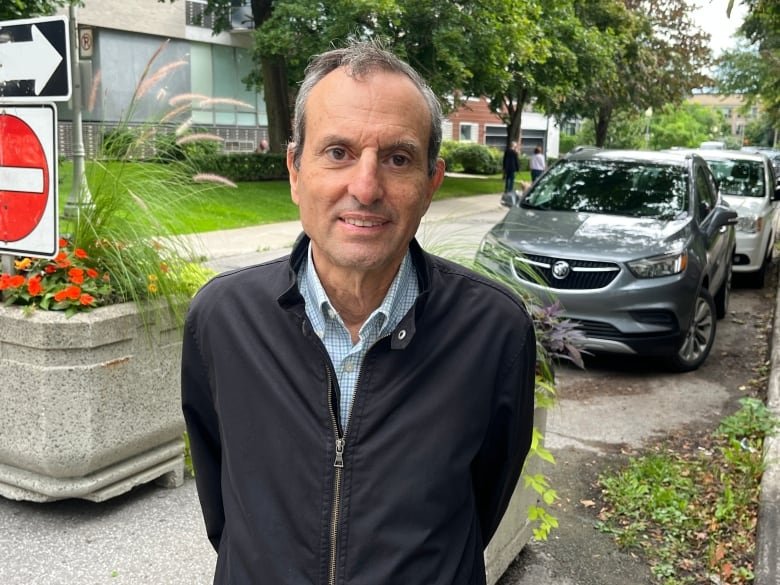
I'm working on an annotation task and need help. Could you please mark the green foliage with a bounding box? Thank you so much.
[153,131,221,163]
[102,128,139,160]
[191,152,289,181]
[597,397,777,584]
[443,142,501,175]
[0,0,70,19]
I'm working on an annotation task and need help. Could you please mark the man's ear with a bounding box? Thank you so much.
[422,158,446,214]
[287,145,300,205]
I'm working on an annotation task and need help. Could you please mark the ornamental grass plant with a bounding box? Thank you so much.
[0,41,228,323]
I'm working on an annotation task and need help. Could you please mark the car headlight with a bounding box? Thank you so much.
[736,215,762,234]
[478,233,509,261]
[627,251,688,278]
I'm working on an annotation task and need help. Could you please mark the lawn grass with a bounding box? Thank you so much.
[58,161,507,235]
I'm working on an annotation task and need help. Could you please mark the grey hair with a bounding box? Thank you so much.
[290,41,443,177]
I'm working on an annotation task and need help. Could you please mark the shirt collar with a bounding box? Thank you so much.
[299,243,418,339]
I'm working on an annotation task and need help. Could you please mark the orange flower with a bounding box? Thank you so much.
[79,293,95,306]
[55,251,71,268]
[6,275,25,289]
[86,268,99,279]
[14,257,32,271]
[54,285,82,302]
[68,268,85,284]
[160,262,169,273]
[58,238,68,248]
[27,275,42,296]
[0,274,12,290]
[74,248,88,259]
[44,265,57,274]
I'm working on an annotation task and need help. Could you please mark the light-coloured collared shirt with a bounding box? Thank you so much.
[299,244,419,431]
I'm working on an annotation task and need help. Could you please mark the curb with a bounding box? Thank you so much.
[755,279,780,585]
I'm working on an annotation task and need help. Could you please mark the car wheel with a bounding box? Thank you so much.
[714,255,732,319]
[668,289,716,372]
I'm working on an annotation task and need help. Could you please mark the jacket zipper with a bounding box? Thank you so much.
[328,368,344,585]
[327,362,364,585]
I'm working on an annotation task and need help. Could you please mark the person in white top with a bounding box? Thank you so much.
[530,146,546,181]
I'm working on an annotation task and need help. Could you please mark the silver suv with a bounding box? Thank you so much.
[476,148,738,371]
[683,149,779,287]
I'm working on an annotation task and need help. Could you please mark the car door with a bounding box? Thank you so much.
[695,162,731,289]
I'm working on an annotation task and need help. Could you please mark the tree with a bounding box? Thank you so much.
[0,0,71,20]
[561,0,711,147]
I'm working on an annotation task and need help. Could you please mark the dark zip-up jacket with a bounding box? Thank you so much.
[182,235,536,585]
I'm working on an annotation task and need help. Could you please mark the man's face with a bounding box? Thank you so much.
[288,68,445,282]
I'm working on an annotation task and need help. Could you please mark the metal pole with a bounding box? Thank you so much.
[63,2,93,220]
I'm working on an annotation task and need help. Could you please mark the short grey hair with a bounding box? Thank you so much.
[290,41,443,177]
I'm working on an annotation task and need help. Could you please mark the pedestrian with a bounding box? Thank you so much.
[502,140,520,195]
[181,40,536,585]
[501,141,521,206]
[255,138,269,153]
[530,145,546,181]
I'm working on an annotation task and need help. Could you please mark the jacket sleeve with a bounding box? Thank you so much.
[472,316,536,547]
[181,314,225,552]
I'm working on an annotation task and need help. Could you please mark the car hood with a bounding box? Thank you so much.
[491,208,690,261]
[722,195,767,216]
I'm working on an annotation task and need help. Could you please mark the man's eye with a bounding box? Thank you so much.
[389,154,410,167]
[326,147,348,161]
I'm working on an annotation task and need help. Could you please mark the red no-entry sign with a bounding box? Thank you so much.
[0,103,57,258]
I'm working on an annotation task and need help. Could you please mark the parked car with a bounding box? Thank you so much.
[680,148,780,287]
[741,146,780,178]
[475,148,737,371]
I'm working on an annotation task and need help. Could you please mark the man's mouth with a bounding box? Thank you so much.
[343,217,385,228]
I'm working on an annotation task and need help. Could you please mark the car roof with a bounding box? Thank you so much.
[670,147,768,163]
[564,147,693,167]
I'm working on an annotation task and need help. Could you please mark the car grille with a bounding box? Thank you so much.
[511,253,620,290]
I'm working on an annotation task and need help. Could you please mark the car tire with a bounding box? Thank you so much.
[714,254,733,319]
[668,288,716,372]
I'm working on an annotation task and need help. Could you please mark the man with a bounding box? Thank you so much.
[182,41,536,585]
[501,141,520,206]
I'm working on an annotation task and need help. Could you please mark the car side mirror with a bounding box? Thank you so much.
[705,206,738,238]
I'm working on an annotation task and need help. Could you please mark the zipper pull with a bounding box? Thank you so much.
[334,438,345,468]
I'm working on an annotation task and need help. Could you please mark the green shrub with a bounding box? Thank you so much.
[191,152,288,181]
[448,142,501,175]
[153,131,221,163]
[102,128,138,159]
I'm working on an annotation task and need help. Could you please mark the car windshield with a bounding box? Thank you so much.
[704,159,765,198]
[521,160,689,219]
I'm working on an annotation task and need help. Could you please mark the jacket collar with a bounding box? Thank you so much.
[277,232,432,349]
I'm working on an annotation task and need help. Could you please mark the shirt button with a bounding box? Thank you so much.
[343,361,355,373]
[397,329,407,340]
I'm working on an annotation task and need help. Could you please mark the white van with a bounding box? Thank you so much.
[700,141,726,150]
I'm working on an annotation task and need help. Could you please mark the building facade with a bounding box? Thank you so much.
[55,0,265,157]
[446,97,560,157]
[688,93,759,145]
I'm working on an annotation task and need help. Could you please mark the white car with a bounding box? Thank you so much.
[691,149,780,287]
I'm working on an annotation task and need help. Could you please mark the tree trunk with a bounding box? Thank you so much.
[252,0,291,153]
[260,56,291,152]
[594,104,612,147]
[504,88,528,151]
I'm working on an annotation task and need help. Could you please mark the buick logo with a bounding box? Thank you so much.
[551,261,571,280]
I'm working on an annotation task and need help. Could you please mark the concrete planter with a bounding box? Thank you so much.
[0,302,185,502]
[485,407,548,584]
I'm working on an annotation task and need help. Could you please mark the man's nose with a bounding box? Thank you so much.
[348,152,383,205]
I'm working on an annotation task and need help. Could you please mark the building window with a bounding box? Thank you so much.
[484,125,507,148]
[190,42,266,127]
[459,123,478,143]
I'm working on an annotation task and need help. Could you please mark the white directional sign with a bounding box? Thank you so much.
[0,104,58,258]
[0,15,71,102]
